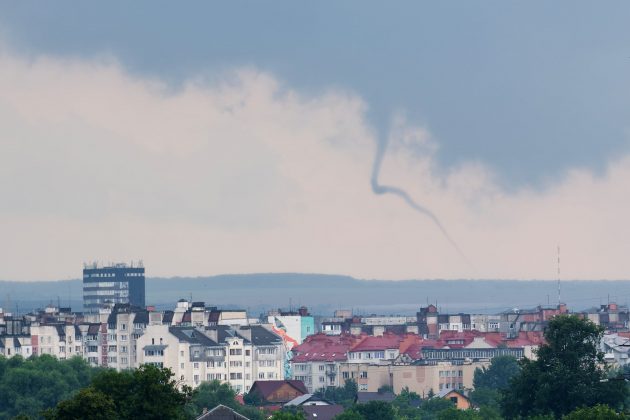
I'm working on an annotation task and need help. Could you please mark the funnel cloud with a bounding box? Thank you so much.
[370,136,468,262]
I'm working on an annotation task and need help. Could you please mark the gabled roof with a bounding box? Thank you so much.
[162,311,174,324]
[284,394,330,406]
[246,325,282,346]
[169,327,219,347]
[436,388,469,400]
[250,380,308,400]
[134,311,149,324]
[350,334,403,352]
[291,333,357,363]
[196,404,250,420]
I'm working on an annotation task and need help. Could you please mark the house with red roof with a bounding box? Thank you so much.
[290,333,359,392]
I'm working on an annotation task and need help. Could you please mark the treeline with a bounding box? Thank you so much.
[0,355,97,419]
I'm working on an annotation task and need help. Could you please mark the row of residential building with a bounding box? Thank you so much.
[290,329,543,396]
[3,299,630,396]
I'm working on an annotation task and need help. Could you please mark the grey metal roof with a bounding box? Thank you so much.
[246,325,282,346]
[169,327,219,347]
[134,311,149,324]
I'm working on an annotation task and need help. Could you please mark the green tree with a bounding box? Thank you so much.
[471,356,520,411]
[43,388,116,420]
[354,401,395,420]
[436,407,482,420]
[502,315,628,419]
[377,384,394,394]
[243,391,263,406]
[52,364,192,420]
[418,397,454,418]
[334,410,365,420]
[269,411,305,420]
[469,387,501,410]
[189,380,239,411]
[474,356,520,390]
[0,355,97,420]
[315,380,358,408]
[186,380,264,420]
[393,387,422,419]
[562,404,626,420]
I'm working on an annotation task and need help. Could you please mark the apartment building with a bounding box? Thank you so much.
[0,335,32,358]
[339,360,485,396]
[137,324,285,393]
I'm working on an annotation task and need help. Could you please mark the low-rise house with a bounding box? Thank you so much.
[248,380,308,405]
[436,389,472,410]
[196,405,250,420]
[601,333,630,368]
[284,394,331,407]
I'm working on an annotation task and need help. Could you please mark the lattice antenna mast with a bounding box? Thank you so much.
[557,245,561,305]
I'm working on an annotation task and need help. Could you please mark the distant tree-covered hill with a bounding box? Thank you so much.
[1,273,629,315]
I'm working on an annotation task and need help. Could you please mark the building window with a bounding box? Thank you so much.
[229,349,242,356]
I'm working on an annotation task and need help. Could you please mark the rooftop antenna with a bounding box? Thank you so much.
[557,245,561,306]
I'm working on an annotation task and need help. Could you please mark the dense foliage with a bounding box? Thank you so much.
[44,364,193,420]
[0,355,98,420]
[192,380,264,420]
[562,404,627,420]
[315,379,358,408]
[502,315,628,419]
[470,355,520,411]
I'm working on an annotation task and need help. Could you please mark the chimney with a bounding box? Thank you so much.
[203,327,219,343]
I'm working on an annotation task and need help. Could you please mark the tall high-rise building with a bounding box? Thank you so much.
[82,262,145,312]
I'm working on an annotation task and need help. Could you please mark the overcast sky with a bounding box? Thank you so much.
[1,2,629,281]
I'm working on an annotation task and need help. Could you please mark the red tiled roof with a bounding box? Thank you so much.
[291,333,358,362]
[350,334,404,352]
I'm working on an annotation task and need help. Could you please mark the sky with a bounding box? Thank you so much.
[1,2,629,281]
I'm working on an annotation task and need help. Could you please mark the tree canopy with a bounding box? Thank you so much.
[473,356,520,390]
[470,355,520,411]
[0,355,98,420]
[315,380,358,408]
[501,315,628,419]
[45,364,192,420]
